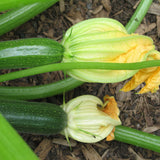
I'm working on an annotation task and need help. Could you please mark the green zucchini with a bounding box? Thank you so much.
[0,0,58,11]
[0,1,59,36]
[0,38,64,69]
[0,98,67,135]
[0,77,83,100]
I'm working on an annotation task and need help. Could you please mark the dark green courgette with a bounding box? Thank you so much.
[0,0,57,11]
[0,98,67,135]
[0,38,64,69]
[0,1,59,36]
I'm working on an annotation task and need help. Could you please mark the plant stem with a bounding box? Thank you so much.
[125,0,153,34]
[0,0,53,11]
[115,125,160,153]
[0,77,83,100]
[0,114,39,160]
[0,61,159,82]
[0,0,59,36]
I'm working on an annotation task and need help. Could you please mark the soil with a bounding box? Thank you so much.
[1,0,160,160]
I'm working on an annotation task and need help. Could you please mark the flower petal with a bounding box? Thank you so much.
[139,67,160,93]
[102,95,120,121]
[122,50,160,93]
[101,95,119,141]
[106,127,115,141]
[121,67,156,92]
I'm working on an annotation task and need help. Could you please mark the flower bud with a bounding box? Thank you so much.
[61,95,121,143]
[61,18,155,83]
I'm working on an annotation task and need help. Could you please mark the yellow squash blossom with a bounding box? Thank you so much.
[61,18,160,93]
[121,50,160,93]
[61,95,121,143]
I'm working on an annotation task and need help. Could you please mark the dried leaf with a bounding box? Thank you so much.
[143,125,160,133]
[90,5,103,15]
[148,2,160,16]
[135,23,156,34]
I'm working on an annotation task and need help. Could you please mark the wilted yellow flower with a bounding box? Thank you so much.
[101,95,120,141]
[61,18,160,93]
[61,95,121,143]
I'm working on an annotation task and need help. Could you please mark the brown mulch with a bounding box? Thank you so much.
[1,0,160,160]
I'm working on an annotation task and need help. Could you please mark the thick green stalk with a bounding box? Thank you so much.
[115,125,160,153]
[0,0,52,11]
[0,61,159,82]
[0,0,59,36]
[0,77,83,100]
[0,114,39,160]
[125,0,153,34]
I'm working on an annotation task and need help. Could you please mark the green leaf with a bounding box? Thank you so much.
[0,114,39,160]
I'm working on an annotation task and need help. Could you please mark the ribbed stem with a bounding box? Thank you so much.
[0,61,159,82]
[125,0,153,34]
[0,114,39,160]
[0,0,59,36]
[115,125,160,153]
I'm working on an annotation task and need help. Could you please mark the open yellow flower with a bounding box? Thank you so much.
[61,18,160,93]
